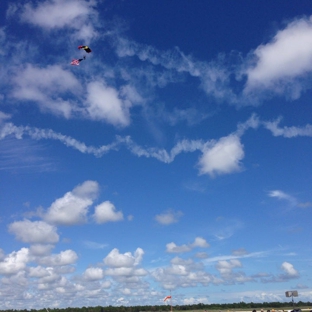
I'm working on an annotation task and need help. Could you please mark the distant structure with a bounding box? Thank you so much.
[285,290,298,308]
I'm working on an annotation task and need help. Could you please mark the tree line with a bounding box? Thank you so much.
[1,300,311,312]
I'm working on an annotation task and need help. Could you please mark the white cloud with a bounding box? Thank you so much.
[11,64,80,118]
[281,261,299,277]
[212,218,244,240]
[18,0,98,40]
[38,250,78,266]
[232,248,248,256]
[126,137,206,163]
[152,257,215,289]
[198,134,244,176]
[0,248,29,275]
[82,240,107,249]
[195,252,209,259]
[183,297,209,305]
[93,201,124,224]
[28,266,51,278]
[155,209,183,225]
[216,259,242,276]
[244,17,312,97]
[3,114,307,180]
[268,190,297,206]
[236,113,260,136]
[105,267,147,278]
[166,237,209,253]
[44,180,99,225]
[204,250,270,264]
[0,27,5,45]
[8,220,59,244]
[215,259,252,283]
[0,111,11,123]
[37,267,60,284]
[115,37,235,102]
[83,267,104,280]
[0,122,121,156]
[29,244,54,256]
[104,248,144,268]
[191,237,210,248]
[85,81,131,127]
[0,122,202,160]
[166,242,191,253]
[264,118,312,138]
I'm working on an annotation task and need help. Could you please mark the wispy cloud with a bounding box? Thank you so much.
[204,250,271,264]
[0,120,206,163]
[0,137,54,172]
[268,190,298,206]
[263,117,312,138]
[112,16,312,107]
[211,217,244,241]
[82,240,108,250]
[1,112,311,178]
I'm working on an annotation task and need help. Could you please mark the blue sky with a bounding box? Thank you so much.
[1,0,312,309]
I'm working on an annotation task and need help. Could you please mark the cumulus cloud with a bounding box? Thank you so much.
[93,201,124,223]
[216,259,242,276]
[104,248,144,268]
[155,209,183,225]
[0,248,29,275]
[264,261,301,282]
[85,81,131,127]
[38,250,78,266]
[166,242,192,253]
[105,267,147,279]
[11,64,80,118]
[28,266,51,278]
[215,259,252,283]
[8,220,59,244]
[244,17,312,97]
[152,257,215,289]
[281,261,299,277]
[44,180,99,225]
[10,66,140,127]
[16,0,98,40]
[191,237,210,248]
[166,237,209,253]
[29,244,54,256]
[83,267,104,281]
[198,134,244,176]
